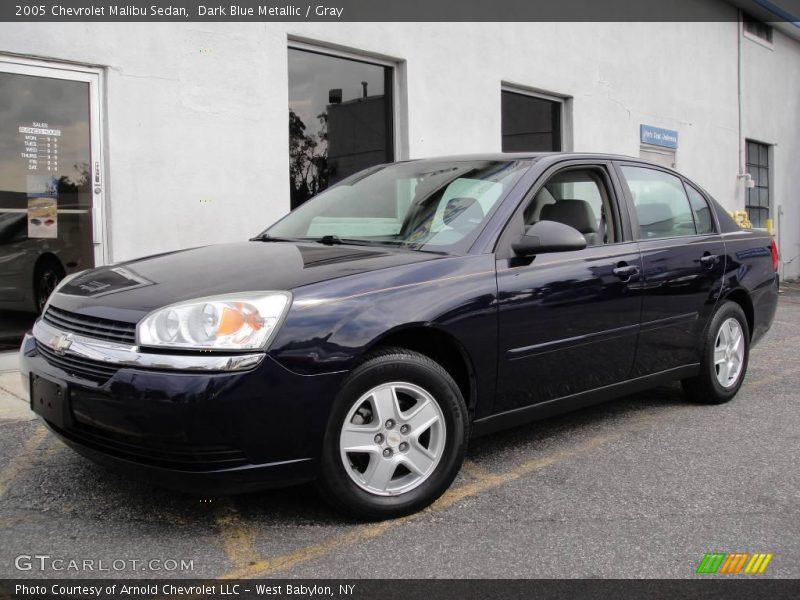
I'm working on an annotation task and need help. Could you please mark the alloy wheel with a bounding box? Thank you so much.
[339,381,446,496]
[714,317,745,388]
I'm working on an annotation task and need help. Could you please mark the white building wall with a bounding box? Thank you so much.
[0,9,798,275]
[741,26,800,278]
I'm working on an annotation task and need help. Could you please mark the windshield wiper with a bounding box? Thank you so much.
[316,235,344,245]
[250,233,302,242]
[255,233,447,254]
[298,235,365,246]
[307,236,448,252]
[255,233,371,246]
[309,236,395,247]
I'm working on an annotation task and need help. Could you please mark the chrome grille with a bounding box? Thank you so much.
[43,306,137,345]
[36,341,119,384]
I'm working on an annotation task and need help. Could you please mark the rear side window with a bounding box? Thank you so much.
[685,183,715,234]
[620,166,697,240]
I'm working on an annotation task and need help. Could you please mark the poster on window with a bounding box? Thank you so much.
[27,175,58,238]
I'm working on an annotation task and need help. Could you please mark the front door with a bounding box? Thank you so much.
[0,59,104,351]
[494,163,643,414]
[615,163,726,376]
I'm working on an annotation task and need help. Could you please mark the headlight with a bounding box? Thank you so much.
[137,292,291,351]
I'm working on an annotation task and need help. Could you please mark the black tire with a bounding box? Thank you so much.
[682,300,750,405]
[34,258,64,314]
[317,347,469,520]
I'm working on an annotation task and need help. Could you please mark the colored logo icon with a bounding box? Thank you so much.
[697,552,773,574]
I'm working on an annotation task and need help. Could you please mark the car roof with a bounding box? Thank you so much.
[407,152,653,162]
[405,152,688,178]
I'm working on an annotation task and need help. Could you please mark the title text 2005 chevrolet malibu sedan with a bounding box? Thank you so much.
[20,154,778,519]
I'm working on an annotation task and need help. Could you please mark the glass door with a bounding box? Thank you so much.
[0,59,104,351]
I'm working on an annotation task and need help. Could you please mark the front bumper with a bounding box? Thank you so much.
[20,328,346,494]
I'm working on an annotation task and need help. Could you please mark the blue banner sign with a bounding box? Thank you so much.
[640,124,679,149]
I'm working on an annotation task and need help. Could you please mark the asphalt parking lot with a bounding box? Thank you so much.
[1,292,799,580]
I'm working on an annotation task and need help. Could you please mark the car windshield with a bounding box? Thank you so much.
[263,159,530,252]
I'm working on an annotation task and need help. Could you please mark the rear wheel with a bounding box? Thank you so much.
[682,301,749,404]
[318,348,468,520]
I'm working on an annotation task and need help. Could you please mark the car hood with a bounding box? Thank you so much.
[51,241,441,322]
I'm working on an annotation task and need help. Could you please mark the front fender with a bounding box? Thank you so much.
[268,253,498,406]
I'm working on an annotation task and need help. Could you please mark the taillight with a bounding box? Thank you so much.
[770,238,779,271]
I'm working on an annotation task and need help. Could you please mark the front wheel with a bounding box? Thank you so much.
[682,301,750,404]
[318,348,468,520]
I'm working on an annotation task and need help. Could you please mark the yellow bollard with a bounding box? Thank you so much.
[765,218,774,235]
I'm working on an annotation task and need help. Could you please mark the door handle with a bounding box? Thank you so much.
[612,264,640,281]
[700,254,718,269]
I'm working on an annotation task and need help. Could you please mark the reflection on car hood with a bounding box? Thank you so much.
[51,241,441,321]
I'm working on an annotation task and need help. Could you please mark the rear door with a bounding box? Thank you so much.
[493,160,643,414]
[615,162,725,376]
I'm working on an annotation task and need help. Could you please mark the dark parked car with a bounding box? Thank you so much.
[0,211,90,314]
[20,154,779,519]
[0,210,90,351]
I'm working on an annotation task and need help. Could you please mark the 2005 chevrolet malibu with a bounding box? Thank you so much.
[20,154,779,519]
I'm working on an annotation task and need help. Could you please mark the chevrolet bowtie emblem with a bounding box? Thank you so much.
[51,334,73,356]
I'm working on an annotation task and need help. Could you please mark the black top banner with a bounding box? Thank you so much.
[2,0,800,22]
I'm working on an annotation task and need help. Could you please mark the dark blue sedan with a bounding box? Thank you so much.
[20,153,779,519]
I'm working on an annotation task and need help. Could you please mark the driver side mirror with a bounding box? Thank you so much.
[511,220,587,257]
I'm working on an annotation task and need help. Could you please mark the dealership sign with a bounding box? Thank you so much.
[640,124,678,149]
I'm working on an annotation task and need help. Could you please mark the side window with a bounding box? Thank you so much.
[685,183,715,234]
[522,168,615,246]
[621,166,696,239]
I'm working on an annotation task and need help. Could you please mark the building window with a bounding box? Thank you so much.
[501,90,561,152]
[287,47,393,209]
[743,12,773,43]
[745,140,770,228]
